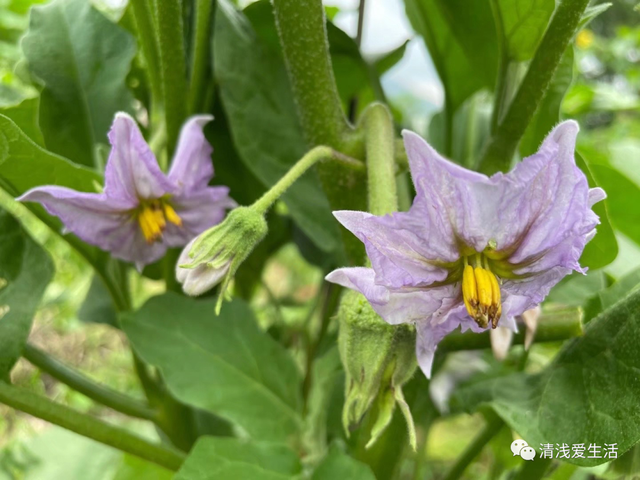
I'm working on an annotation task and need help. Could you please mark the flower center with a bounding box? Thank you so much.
[461,254,502,329]
[137,198,182,243]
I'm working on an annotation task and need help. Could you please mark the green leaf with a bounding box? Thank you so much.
[578,3,612,29]
[122,293,303,441]
[454,287,640,467]
[575,153,618,270]
[373,40,409,76]
[78,275,117,327]
[0,96,44,146]
[213,0,342,254]
[22,0,135,167]
[404,0,497,110]
[599,267,640,310]
[546,270,606,308]
[311,448,376,480]
[520,48,574,158]
[493,0,555,62]
[174,437,301,480]
[0,114,101,196]
[0,208,53,379]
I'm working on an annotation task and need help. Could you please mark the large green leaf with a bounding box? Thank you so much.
[0,114,101,195]
[122,294,303,441]
[493,0,555,62]
[213,0,341,254]
[22,0,135,167]
[404,0,497,111]
[174,437,301,480]
[0,96,43,146]
[0,208,53,379]
[454,287,640,466]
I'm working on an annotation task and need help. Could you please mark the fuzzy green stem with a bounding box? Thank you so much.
[23,344,158,422]
[479,0,590,175]
[130,0,162,119]
[443,413,505,480]
[155,0,188,154]
[251,146,335,215]
[188,0,215,114]
[439,309,583,352]
[272,0,356,152]
[363,103,397,215]
[0,382,185,471]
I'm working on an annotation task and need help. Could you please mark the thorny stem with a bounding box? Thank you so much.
[479,0,591,174]
[23,344,158,423]
[0,382,186,471]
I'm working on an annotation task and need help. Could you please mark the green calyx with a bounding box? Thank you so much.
[338,289,418,450]
[181,206,268,313]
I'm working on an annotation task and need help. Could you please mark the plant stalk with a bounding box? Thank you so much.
[154,0,188,154]
[479,0,590,174]
[0,382,185,471]
[188,0,215,114]
[23,344,158,422]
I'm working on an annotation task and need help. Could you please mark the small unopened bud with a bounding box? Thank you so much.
[338,289,417,450]
[176,206,267,313]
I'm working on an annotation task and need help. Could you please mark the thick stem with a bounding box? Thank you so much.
[155,0,188,154]
[130,0,163,122]
[479,0,590,175]
[0,382,185,471]
[439,309,583,352]
[188,0,215,114]
[363,103,397,215]
[23,344,158,422]
[272,0,355,152]
[251,146,335,214]
[443,413,505,480]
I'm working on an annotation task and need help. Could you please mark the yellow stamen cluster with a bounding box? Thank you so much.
[461,258,502,329]
[137,199,182,243]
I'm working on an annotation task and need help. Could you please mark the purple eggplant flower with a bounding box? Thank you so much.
[326,121,605,378]
[19,113,236,269]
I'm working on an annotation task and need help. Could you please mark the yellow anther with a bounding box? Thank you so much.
[163,202,183,226]
[461,257,502,329]
[462,264,479,319]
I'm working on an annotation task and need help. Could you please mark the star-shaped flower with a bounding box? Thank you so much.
[19,113,236,269]
[326,121,605,377]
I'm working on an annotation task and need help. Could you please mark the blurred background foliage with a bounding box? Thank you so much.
[0,0,639,478]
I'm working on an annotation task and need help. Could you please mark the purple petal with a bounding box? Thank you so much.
[333,210,451,288]
[163,187,237,248]
[17,186,165,266]
[168,115,215,192]
[325,267,462,326]
[105,113,175,201]
[402,130,498,252]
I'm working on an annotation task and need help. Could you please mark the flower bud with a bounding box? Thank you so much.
[338,289,417,449]
[177,206,267,313]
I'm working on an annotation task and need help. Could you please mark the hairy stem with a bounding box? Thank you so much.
[188,0,215,114]
[252,146,336,214]
[363,103,397,215]
[0,382,185,471]
[155,0,188,154]
[479,0,590,174]
[23,344,158,422]
[443,413,505,480]
[272,0,357,153]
